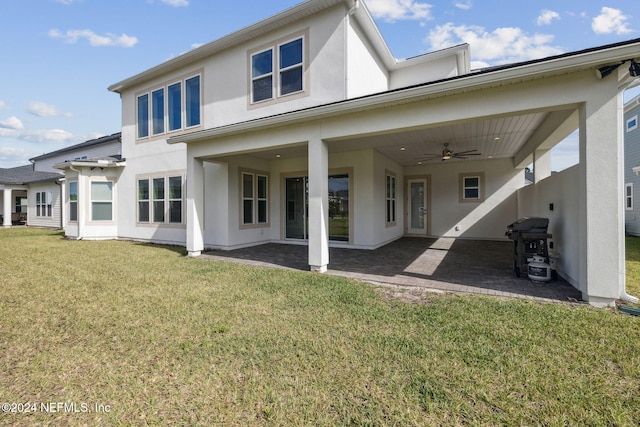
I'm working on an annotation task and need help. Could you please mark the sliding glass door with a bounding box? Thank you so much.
[285,174,349,241]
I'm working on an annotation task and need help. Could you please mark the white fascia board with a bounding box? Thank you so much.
[53,161,126,170]
[169,40,640,145]
[108,0,353,93]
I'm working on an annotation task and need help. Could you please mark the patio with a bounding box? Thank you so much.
[201,237,583,303]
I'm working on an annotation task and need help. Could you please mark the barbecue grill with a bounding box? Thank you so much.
[506,217,552,278]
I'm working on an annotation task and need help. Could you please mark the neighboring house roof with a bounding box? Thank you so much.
[0,165,62,185]
[29,132,121,162]
[170,37,640,145]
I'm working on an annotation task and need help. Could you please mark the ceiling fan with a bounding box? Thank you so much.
[419,143,481,161]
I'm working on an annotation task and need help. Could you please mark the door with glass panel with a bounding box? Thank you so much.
[407,178,428,235]
[284,174,349,241]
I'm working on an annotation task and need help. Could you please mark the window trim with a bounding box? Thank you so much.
[247,29,309,109]
[239,168,270,229]
[626,183,633,211]
[459,172,485,203]
[68,181,78,222]
[35,191,53,218]
[135,70,203,142]
[136,172,186,227]
[90,180,114,222]
[627,115,638,132]
[385,171,397,226]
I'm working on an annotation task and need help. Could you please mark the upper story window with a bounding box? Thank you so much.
[249,30,308,106]
[137,73,201,140]
[627,115,638,133]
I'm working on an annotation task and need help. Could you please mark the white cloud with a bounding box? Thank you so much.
[48,28,138,48]
[0,116,24,130]
[0,127,77,144]
[366,0,432,22]
[592,7,632,35]
[0,146,35,164]
[55,0,82,4]
[537,9,560,26]
[426,23,564,67]
[27,101,73,118]
[0,101,8,110]
[453,1,472,10]
[161,0,188,6]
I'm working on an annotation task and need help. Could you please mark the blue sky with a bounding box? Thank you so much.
[0,0,638,170]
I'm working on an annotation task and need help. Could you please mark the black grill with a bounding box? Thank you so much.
[506,217,552,278]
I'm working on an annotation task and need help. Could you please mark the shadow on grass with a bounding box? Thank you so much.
[134,241,188,257]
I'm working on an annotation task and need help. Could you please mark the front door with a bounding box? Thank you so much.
[407,178,428,235]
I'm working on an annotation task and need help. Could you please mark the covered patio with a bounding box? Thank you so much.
[201,238,583,303]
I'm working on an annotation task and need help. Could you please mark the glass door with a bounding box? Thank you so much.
[285,177,308,239]
[407,178,427,235]
[285,174,350,241]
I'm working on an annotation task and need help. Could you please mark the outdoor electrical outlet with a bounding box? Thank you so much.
[455,226,460,231]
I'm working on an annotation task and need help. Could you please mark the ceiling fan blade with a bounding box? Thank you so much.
[453,150,480,155]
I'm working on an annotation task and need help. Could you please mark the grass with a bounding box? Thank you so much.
[626,236,640,300]
[1,228,639,426]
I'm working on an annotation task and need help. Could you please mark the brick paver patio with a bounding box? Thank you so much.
[201,237,583,303]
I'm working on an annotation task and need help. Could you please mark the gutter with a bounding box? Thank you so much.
[170,38,640,145]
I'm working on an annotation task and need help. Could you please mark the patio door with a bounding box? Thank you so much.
[284,174,350,241]
[407,178,428,235]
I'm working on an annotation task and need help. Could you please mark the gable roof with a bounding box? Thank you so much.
[0,165,62,185]
[108,0,398,93]
[29,132,121,162]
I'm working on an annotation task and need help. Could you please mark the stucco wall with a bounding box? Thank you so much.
[404,158,522,240]
[517,165,581,290]
[346,15,388,98]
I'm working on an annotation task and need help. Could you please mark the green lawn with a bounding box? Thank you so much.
[1,228,639,426]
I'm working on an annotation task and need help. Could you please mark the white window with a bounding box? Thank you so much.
[627,115,638,132]
[136,74,201,140]
[459,173,485,202]
[36,191,52,217]
[249,32,306,105]
[137,175,184,224]
[626,183,633,210]
[69,181,78,222]
[91,181,113,221]
[241,170,269,227]
[385,173,396,225]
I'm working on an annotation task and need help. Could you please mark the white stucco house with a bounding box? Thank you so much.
[52,0,640,306]
[0,133,121,229]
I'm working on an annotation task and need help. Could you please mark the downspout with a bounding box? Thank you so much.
[69,165,83,240]
[54,178,65,230]
[619,78,639,303]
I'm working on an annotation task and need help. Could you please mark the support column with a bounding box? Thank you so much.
[533,148,551,183]
[186,155,205,257]
[578,77,624,306]
[3,188,12,228]
[308,138,329,272]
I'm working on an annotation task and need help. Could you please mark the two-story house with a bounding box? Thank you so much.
[55,0,640,306]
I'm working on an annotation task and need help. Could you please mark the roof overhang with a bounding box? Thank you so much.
[108,0,358,93]
[169,38,640,146]
[54,159,126,170]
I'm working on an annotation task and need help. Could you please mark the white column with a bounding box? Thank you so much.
[308,138,329,272]
[186,155,205,257]
[3,188,12,228]
[533,148,551,183]
[578,77,624,306]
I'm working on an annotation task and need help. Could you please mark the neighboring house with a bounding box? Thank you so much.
[0,133,121,229]
[0,166,62,228]
[625,93,640,235]
[54,0,640,306]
